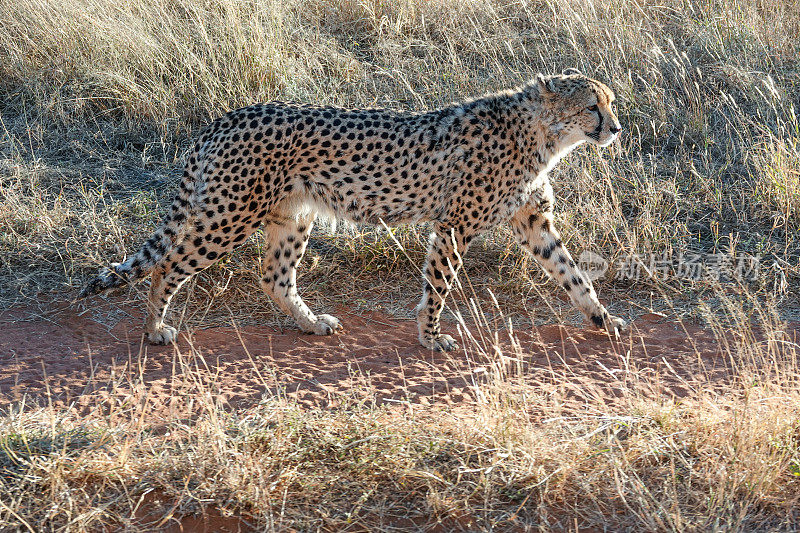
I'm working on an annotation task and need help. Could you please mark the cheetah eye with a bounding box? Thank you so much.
[587,104,599,112]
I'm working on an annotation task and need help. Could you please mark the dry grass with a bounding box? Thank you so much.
[1,0,800,530]
[0,0,798,304]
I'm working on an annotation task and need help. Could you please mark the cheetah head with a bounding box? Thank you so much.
[535,69,621,147]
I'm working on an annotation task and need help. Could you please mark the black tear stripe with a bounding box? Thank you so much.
[592,108,604,138]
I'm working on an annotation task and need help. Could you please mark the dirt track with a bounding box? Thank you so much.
[0,298,736,421]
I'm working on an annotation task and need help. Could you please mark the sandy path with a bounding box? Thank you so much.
[0,297,738,421]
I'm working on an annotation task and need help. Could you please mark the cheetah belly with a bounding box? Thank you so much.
[303,167,444,226]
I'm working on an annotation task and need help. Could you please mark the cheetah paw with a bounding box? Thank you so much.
[420,333,458,352]
[312,314,342,336]
[148,324,178,345]
[590,313,627,339]
[607,315,627,334]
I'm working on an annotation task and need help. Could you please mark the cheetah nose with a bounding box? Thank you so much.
[610,124,621,134]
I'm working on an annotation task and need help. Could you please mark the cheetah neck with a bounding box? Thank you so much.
[541,138,585,178]
[517,118,583,181]
[502,89,583,181]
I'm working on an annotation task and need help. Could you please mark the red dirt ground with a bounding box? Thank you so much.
[0,297,740,422]
[2,297,781,532]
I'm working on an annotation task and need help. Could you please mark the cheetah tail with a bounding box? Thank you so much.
[78,262,133,298]
[80,147,206,299]
[79,204,189,298]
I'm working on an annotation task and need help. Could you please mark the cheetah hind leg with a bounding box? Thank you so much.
[145,226,256,344]
[259,213,342,336]
[416,229,466,352]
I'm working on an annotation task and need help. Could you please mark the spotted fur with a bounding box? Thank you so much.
[81,70,626,350]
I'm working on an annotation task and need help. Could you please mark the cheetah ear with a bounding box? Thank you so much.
[535,73,555,95]
[562,68,582,76]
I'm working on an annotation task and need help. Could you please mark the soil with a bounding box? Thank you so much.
[0,296,782,532]
[1,297,738,420]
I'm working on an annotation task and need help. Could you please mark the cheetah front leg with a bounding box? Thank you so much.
[416,227,469,351]
[260,213,342,336]
[509,207,626,336]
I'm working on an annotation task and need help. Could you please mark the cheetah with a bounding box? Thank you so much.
[81,69,626,351]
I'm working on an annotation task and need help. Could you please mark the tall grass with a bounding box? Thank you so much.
[0,0,798,302]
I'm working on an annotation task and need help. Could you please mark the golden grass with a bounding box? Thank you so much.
[1,0,798,301]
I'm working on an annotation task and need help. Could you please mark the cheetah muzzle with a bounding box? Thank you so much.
[81,70,627,351]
